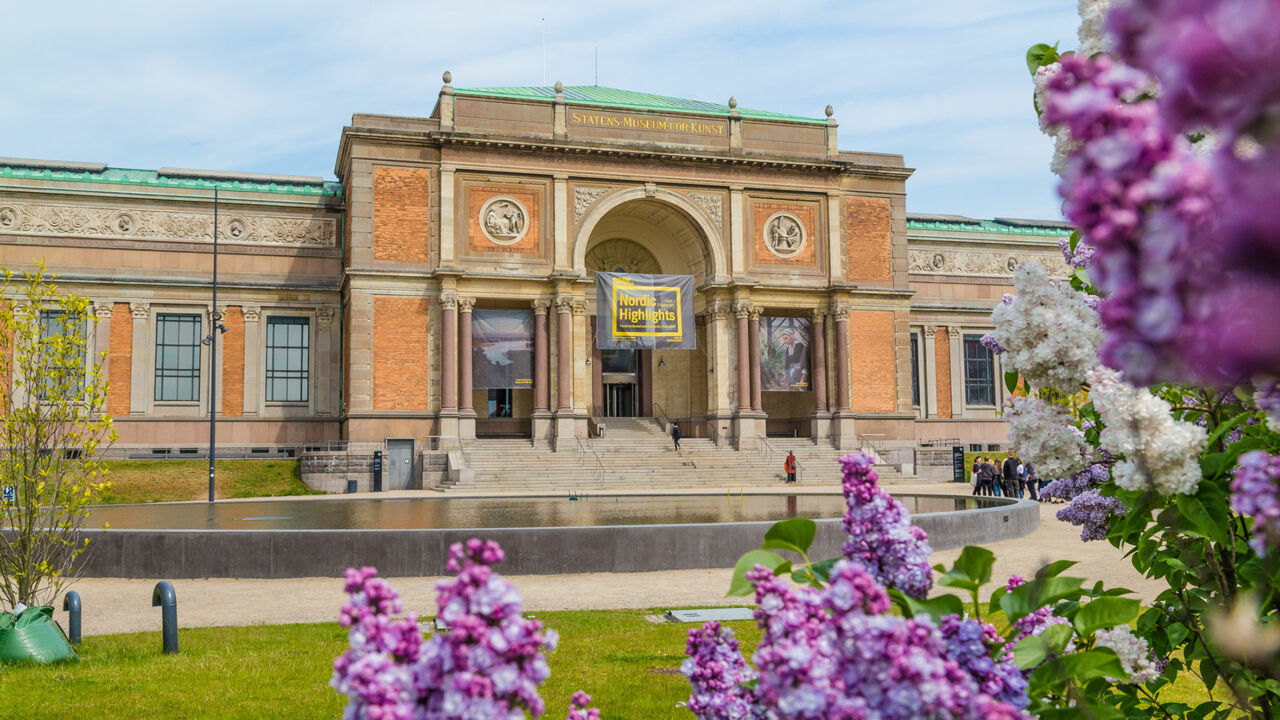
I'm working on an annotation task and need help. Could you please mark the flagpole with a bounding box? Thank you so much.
[208,187,218,503]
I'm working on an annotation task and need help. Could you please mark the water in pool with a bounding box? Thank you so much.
[85,494,1008,531]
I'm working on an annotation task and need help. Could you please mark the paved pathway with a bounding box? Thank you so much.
[65,483,1160,636]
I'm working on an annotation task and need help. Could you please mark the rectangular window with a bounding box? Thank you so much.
[963,334,995,406]
[910,333,920,407]
[487,388,513,417]
[39,309,86,400]
[154,313,202,402]
[266,316,310,403]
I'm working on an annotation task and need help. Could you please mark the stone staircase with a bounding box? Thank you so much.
[438,418,909,493]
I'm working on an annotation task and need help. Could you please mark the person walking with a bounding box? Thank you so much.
[784,451,797,484]
[971,455,983,496]
[1025,462,1039,501]
[1002,451,1020,499]
[671,423,682,451]
[976,457,993,497]
[1016,461,1027,498]
[991,457,1003,497]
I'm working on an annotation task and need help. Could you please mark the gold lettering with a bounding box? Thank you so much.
[569,110,727,137]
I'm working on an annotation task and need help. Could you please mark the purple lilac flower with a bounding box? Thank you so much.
[839,452,933,598]
[565,691,601,720]
[682,621,759,720]
[980,332,1007,355]
[1057,489,1128,541]
[1003,575,1074,656]
[1258,380,1280,428]
[1059,235,1096,269]
[331,567,424,720]
[1041,464,1110,501]
[1230,451,1280,555]
[1044,53,1218,385]
[939,615,1029,708]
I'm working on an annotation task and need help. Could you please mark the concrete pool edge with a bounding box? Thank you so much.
[74,495,1039,579]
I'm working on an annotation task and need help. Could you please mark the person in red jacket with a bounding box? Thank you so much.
[784,451,797,484]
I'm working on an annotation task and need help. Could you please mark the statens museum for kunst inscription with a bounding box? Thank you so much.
[569,110,728,138]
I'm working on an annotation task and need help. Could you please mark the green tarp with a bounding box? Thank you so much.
[0,605,78,664]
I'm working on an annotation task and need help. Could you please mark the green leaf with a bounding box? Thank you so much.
[1057,648,1129,683]
[1001,576,1085,624]
[988,585,1008,614]
[1176,493,1230,545]
[1026,42,1061,76]
[1206,411,1251,449]
[1041,622,1074,652]
[1013,635,1049,669]
[953,546,996,587]
[762,518,817,555]
[1200,658,1217,691]
[1036,560,1079,580]
[900,593,966,622]
[808,558,838,583]
[1005,370,1019,394]
[1074,596,1141,637]
[728,550,788,596]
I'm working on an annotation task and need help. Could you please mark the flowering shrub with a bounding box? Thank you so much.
[332,539,599,720]
[989,262,1102,393]
[838,453,933,598]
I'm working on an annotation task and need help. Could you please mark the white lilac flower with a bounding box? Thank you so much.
[1077,0,1114,57]
[991,263,1102,393]
[1087,366,1206,495]
[1095,624,1161,684]
[1006,396,1092,480]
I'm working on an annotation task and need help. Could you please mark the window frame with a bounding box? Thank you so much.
[36,308,89,402]
[962,333,996,407]
[153,313,203,403]
[264,315,311,405]
[909,332,920,408]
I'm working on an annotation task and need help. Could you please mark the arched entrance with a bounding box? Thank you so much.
[578,192,724,431]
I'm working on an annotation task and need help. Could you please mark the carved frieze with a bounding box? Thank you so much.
[687,191,724,228]
[908,248,1068,278]
[478,196,528,245]
[0,199,336,247]
[573,186,610,220]
[764,211,806,259]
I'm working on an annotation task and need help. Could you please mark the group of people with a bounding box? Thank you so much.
[971,451,1042,500]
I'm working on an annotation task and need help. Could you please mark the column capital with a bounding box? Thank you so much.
[923,324,938,338]
[93,302,114,320]
[829,306,849,322]
[748,307,762,320]
[570,298,588,316]
[129,302,149,319]
[532,297,552,313]
[316,306,338,325]
[441,293,459,311]
[732,301,752,319]
[947,326,961,340]
[242,305,261,322]
[810,307,827,322]
[706,300,730,319]
[457,297,476,313]
[554,296,574,314]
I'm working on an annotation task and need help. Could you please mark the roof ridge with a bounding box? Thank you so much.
[453,85,827,124]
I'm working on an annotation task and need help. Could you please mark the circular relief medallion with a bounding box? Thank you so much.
[1006,257,1019,272]
[228,218,247,238]
[0,205,17,228]
[479,196,529,245]
[113,212,136,234]
[764,212,805,259]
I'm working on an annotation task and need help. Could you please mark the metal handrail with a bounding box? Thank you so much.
[759,436,804,482]
[576,437,605,485]
[651,402,671,433]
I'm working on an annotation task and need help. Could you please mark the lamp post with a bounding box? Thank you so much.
[202,187,228,503]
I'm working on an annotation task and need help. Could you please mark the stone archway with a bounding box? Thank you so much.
[573,187,727,283]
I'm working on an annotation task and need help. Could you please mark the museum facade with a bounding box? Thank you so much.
[0,76,1072,461]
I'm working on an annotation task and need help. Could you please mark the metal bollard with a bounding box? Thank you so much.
[62,591,81,646]
[152,581,178,654]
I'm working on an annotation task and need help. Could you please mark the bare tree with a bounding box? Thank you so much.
[0,264,114,607]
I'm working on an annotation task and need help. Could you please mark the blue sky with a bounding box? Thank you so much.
[0,1,1079,219]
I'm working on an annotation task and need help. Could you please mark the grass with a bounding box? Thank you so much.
[97,460,322,504]
[0,608,1220,720]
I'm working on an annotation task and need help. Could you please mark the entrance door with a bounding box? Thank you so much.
[600,349,639,417]
[603,383,637,417]
[385,439,415,490]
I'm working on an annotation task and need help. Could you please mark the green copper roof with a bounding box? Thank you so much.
[454,85,828,124]
[907,215,1071,237]
[0,164,342,196]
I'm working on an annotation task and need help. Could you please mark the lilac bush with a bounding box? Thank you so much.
[1231,450,1280,555]
[681,622,758,720]
[1040,463,1110,501]
[938,615,1028,709]
[839,453,933,598]
[1056,489,1127,541]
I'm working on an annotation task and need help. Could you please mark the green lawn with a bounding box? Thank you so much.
[97,459,322,504]
[0,608,1217,719]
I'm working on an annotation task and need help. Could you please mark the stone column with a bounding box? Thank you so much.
[458,299,474,413]
[704,301,733,440]
[748,307,763,412]
[439,165,456,264]
[812,310,828,412]
[316,306,336,416]
[92,302,113,375]
[734,302,751,413]
[949,327,965,418]
[129,303,149,414]
[555,296,573,412]
[923,325,939,418]
[833,307,851,412]
[440,294,458,412]
[242,306,261,416]
[533,299,550,413]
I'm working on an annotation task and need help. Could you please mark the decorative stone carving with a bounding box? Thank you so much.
[948,327,961,339]
[93,302,114,320]
[764,211,805,259]
[829,307,850,322]
[924,325,939,338]
[705,300,730,319]
[457,298,475,313]
[644,182,658,198]
[242,306,261,322]
[810,307,828,321]
[908,248,1068,278]
[573,186,610,219]
[531,297,552,314]
[478,196,528,245]
[316,306,338,325]
[733,301,752,319]
[571,298,588,316]
[0,199,335,247]
[687,191,724,228]
[129,302,150,319]
[554,296,574,314]
[748,307,762,320]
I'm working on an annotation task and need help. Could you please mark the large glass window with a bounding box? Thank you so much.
[154,313,202,402]
[963,334,995,406]
[600,349,637,374]
[39,309,86,400]
[910,333,920,407]
[487,389,513,417]
[266,316,310,403]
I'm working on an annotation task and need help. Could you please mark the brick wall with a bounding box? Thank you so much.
[373,297,430,410]
[936,328,952,418]
[467,186,541,254]
[848,310,896,412]
[107,302,132,416]
[373,166,431,263]
[221,306,244,417]
[752,201,817,266]
[844,197,892,283]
